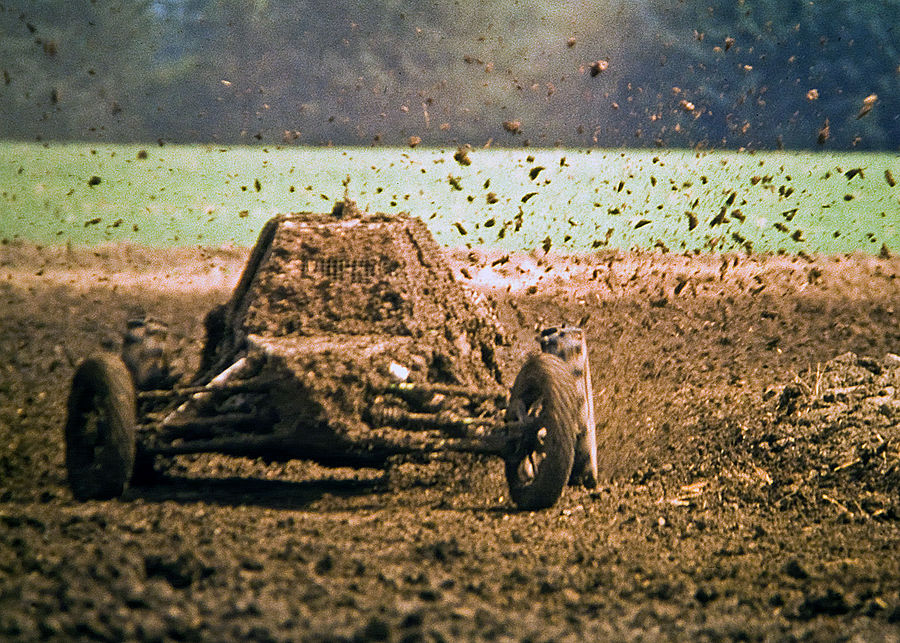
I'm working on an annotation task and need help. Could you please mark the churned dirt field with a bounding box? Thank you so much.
[1,238,899,641]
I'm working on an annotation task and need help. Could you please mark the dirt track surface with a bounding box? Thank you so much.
[1,241,899,641]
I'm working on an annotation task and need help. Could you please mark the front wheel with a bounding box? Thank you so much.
[504,353,579,510]
[65,354,137,500]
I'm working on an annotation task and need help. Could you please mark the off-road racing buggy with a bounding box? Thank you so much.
[64,206,598,509]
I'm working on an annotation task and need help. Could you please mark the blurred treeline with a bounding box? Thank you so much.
[1,0,897,149]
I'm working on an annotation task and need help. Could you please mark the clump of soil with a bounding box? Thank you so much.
[1,239,899,641]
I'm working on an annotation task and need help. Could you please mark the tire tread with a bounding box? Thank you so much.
[504,353,579,509]
[65,354,137,500]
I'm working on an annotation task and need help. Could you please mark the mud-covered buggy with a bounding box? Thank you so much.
[64,209,598,509]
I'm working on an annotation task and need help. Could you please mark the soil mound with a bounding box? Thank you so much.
[762,351,900,520]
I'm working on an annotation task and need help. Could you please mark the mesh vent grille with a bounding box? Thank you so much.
[301,257,382,281]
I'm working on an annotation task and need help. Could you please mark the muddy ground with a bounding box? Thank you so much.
[1,240,899,641]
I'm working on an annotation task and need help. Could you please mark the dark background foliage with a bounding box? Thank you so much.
[1,0,897,148]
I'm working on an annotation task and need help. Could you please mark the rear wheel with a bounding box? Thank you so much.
[65,354,137,500]
[504,353,578,510]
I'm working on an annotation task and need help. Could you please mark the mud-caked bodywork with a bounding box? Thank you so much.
[155,210,512,465]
